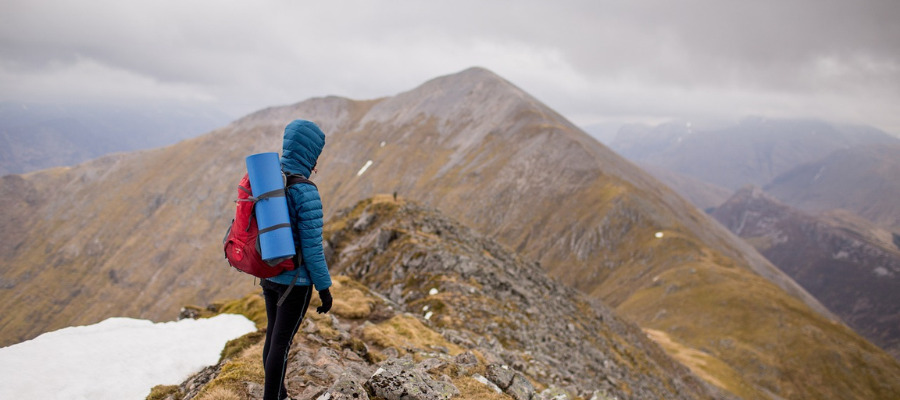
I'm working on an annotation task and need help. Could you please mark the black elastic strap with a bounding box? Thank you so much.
[237,185,256,202]
[285,174,317,188]
[259,223,291,235]
[256,188,285,200]
[276,254,302,307]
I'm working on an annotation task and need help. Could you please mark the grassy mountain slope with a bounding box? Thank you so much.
[635,163,733,211]
[2,68,899,399]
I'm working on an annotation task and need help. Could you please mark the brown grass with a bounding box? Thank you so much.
[452,376,512,400]
[329,275,379,319]
[195,341,266,399]
[194,386,242,400]
[362,314,464,356]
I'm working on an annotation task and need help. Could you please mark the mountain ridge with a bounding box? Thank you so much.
[711,185,900,360]
[308,68,828,318]
[155,196,728,400]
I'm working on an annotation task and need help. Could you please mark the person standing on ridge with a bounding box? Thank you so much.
[261,119,333,400]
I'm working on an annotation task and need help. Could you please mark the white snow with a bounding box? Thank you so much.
[428,288,439,295]
[655,232,664,239]
[813,165,826,182]
[0,314,256,400]
[356,160,374,176]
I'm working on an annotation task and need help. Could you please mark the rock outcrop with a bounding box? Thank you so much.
[153,197,726,400]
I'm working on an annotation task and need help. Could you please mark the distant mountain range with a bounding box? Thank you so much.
[609,117,900,364]
[712,186,900,360]
[765,143,900,231]
[2,68,899,399]
[610,117,899,191]
[0,102,230,175]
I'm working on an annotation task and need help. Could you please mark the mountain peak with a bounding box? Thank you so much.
[734,184,777,202]
[360,66,542,132]
[422,66,509,90]
[442,65,503,81]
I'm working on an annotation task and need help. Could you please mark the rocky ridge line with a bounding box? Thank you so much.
[153,197,726,400]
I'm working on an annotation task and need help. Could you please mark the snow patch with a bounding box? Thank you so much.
[356,160,374,176]
[428,288,439,295]
[813,166,826,182]
[0,314,256,400]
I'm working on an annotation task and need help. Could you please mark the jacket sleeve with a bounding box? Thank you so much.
[288,183,332,291]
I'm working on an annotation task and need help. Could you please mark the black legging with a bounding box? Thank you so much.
[261,280,313,400]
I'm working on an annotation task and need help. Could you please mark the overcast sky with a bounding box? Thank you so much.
[2,0,899,134]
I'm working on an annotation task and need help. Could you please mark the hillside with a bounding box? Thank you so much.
[636,163,732,211]
[155,196,726,400]
[711,186,900,360]
[609,117,899,191]
[764,143,900,231]
[2,67,899,399]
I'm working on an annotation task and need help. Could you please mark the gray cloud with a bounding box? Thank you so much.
[2,0,899,133]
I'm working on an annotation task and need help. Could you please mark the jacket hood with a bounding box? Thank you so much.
[281,120,325,177]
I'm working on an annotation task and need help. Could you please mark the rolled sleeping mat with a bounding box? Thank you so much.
[246,152,296,262]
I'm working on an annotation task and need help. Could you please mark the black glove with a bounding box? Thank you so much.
[317,288,333,314]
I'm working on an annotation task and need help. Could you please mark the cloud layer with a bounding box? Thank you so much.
[2,0,898,132]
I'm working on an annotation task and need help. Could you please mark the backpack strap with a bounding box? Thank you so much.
[285,173,316,188]
[237,186,286,203]
[255,188,286,200]
[275,173,317,307]
[276,254,302,307]
[236,184,255,202]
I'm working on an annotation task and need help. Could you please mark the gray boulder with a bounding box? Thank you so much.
[365,356,459,400]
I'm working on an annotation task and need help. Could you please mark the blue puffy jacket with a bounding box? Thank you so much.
[265,120,332,291]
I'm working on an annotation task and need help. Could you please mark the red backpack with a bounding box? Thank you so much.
[223,173,314,279]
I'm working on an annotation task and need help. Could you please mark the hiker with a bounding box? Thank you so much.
[261,119,333,400]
